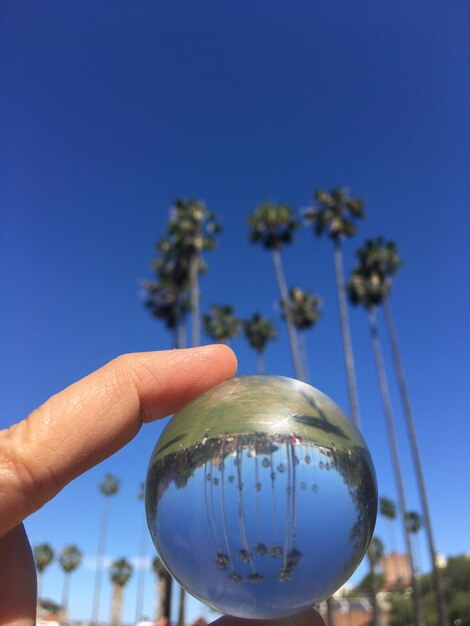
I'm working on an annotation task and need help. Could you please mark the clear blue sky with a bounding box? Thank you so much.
[1,1,469,623]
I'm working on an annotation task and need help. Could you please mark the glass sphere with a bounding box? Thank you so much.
[146,375,377,620]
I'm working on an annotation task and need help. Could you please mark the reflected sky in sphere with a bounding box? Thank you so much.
[146,375,377,620]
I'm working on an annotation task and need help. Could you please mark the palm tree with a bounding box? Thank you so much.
[368,537,385,626]
[355,237,449,626]
[281,287,322,382]
[109,557,133,626]
[379,496,397,551]
[304,187,364,427]
[144,278,190,349]
[347,262,424,626]
[248,202,304,380]
[59,545,83,616]
[162,199,221,347]
[33,542,54,598]
[243,313,278,373]
[406,511,423,575]
[153,556,172,623]
[91,473,120,625]
[203,304,240,344]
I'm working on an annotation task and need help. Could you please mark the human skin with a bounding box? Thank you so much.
[0,345,324,626]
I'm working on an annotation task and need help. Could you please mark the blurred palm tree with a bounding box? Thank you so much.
[33,542,54,598]
[248,202,304,380]
[281,287,322,382]
[59,545,83,616]
[347,253,424,626]
[243,313,278,373]
[144,278,190,349]
[379,496,397,552]
[153,556,172,624]
[406,511,423,575]
[368,536,385,626]
[91,473,120,625]
[353,237,448,626]
[109,557,133,626]
[304,187,364,427]
[203,304,240,344]
[160,199,221,347]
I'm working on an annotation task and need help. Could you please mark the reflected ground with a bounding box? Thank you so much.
[146,376,377,620]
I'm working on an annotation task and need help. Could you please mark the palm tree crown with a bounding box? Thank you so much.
[99,474,120,497]
[59,545,83,573]
[406,511,423,535]
[243,313,277,352]
[347,238,401,309]
[304,187,365,240]
[368,536,385,568]
[203,305,240,344]
[166,198,221,257]
[248,202,299,250]
[152,556,167,578]
[110,558,133,587]
[34,543,55,573]
[282,287,322,330]
[379,497,397,521]
[144,279,190,331]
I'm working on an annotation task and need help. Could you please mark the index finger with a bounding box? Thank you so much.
[0,345,237,536]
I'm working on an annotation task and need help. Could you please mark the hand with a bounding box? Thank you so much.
[0,346,324,626]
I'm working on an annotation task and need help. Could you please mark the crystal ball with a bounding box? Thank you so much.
[145,375,377,620]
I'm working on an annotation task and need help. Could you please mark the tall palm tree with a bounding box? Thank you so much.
[379,496,398,552]
[59,545,83,617]
[281,287,322,382]
[109,557,133,626]
[304,187,365,427]
[153,556,172,624]
[243,313,278,373]
[347,263,424,626]
[162,199,221,347]
[368,536,385,626]
[91,473,120,625]
[355,237,449,626]
[203,304,240,344]
[248,202,304,380]
[33,542,54,598]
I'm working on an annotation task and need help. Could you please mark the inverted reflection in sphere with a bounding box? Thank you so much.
[146,375,377,620]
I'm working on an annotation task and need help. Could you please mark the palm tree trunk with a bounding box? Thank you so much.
[299,331,311,384]
[163,573,173,622]
[384,300,449,626]
[177,586,186,626]
[176,315,186,350]
[155,576,167,622]
[326,597,335,626]
[271,248,304,381]
[111,584,124,626]
[91,495,110,625]
[135,515,148,622]
[37,571,43,599]
[367,306,424,626]
[333,239,361,428]
[62,572,71,617]
[256,350,265,374]
[368,560,383,626]
[190,254,200,347]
